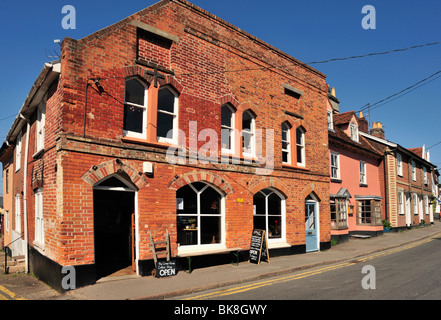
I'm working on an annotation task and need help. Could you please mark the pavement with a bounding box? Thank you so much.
[3,221,441,300]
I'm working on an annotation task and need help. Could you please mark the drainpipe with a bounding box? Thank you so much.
[20,113,30,273]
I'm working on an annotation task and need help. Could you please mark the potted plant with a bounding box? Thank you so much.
[382,219,392,232]
[420,219,425,227]
[188,219,196,229]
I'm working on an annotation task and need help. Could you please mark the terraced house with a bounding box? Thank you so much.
[0,0,332,291]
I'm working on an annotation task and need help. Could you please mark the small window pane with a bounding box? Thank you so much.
[125,79,145,105]
[221,106,232,127]
[158,88,175,113]
[157,112,174,139]
[200,187,221,214]
[124,104,144,133]
[177,185,197,214]
[243,112,252,131]
[201,216,221,244]
[221,129,232,150]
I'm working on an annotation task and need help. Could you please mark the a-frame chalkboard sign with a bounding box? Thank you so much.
[249,229,270,265]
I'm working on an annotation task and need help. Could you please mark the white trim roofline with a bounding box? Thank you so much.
[359,131,397,148]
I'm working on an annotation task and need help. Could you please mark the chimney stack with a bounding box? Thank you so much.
[358,111,368,133]
[370,122,385,139]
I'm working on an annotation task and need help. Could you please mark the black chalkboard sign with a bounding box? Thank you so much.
[249,229,270,265]
[156,260,177,278]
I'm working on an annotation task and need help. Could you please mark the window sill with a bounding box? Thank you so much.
[32,148,45,159]
[121,136,180,150]
[282,164,310,171]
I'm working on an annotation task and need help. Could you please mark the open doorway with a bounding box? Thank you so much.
[93,176,136,280]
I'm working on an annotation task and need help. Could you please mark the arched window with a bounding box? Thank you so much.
[253,188,286,242]
[282,122,291,164]
[123,78,148,138]
[242,110,255,157]
[157,86,178,144]
[176,182,224,248]
[221,104,235,154]
[296,127,305,166]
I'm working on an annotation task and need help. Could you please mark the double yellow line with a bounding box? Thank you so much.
[0,285,27,300]
[184,238,434,300]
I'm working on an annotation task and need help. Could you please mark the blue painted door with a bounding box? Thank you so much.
[305,201,318,252]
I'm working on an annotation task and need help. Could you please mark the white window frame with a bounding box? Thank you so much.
[398,191,404,215]
[359,161,367,185]
[242,110,255,158]
[424,195,429,215]
[15,194,21,234]
[36,102,46,153]
[281,123,291,164]
[350,124,359,142]
[327,110,333,130]
[253,188,287,245]
[123,78,148,139]
[423,167,428,185]
[221,104,235,154]
[330,152,340,179]
[396,153,403,176]
[34,188,44,246]
[176,183,225,255]
[411,161,416,181]
[296,127,305,167]
[15,131,22,172]
[157,86,179,145]
[413,193,418,215]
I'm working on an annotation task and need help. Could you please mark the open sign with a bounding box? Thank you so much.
[156,260,177,278]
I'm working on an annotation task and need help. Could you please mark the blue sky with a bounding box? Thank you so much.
[0,0,440,193]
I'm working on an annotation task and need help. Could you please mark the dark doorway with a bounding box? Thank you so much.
[93,189,135,279]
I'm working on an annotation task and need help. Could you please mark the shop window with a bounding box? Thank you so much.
[330,198,347,229]
[253,188,285,242]
[176,182,223,248]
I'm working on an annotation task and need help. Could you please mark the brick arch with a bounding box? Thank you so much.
[168,170,233,195]
[81,159,149,190]
[237,101,259,117]
[279,114,296,129]
[247,177,291,198]
[220,94,239,110]
[299,183,322,202]
[121,65,183,94]
[294,119,308,132]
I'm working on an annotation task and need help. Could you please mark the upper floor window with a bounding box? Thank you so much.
[281,122,291,164]
[123,78,148,139]
[359,161,367,185]
[350,124,359,142]
[396,153,403,176]
[157,86,178,144]
[36,103,46,153]
[411,161,416,181]
[242,110,255,157]
[15,131,22,172]
[221,104,235,154]
[423,167,428,185]
[330,152,340,179]
[296,127,305,166]
[327,110,333,130]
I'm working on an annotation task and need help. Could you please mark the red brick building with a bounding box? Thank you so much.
[0,0,331,290]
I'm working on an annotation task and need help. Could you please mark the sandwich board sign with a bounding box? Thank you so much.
[249,229,270,265]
